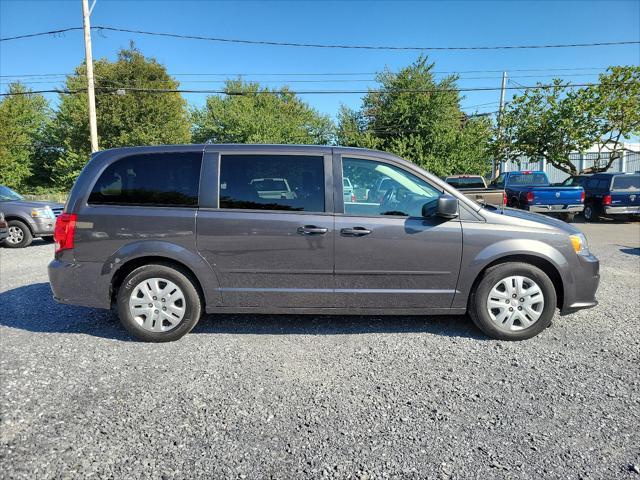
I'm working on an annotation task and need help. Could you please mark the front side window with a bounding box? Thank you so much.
[587,178,600,188]
[219,155,325,212]
[88,152,202,207]
[342,157,441,217]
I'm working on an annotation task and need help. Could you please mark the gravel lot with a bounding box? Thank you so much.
[1,222,639,479]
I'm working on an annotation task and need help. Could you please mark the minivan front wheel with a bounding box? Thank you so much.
[116,264,202,342]
[469,262,556,340]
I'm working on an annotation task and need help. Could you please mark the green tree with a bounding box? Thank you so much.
[493,66,639,175]
[579,66,640,173]
[337,56,492,177]
[0,83,51,190]
[191,80,334,144]
[50,46,191,188]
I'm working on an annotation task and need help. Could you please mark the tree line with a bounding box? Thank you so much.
[1,46,638,192]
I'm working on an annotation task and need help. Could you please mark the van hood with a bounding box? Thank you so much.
[484,206,580,235]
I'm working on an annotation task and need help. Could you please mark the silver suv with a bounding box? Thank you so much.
[48,145,600,342]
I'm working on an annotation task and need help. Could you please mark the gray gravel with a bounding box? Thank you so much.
[1,223,639,479]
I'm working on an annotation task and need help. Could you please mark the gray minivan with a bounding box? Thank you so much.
[48,145,600,342]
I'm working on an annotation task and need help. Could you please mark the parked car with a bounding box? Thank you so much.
[445,175,506,207]
[574,172,640,222]
[343,177,356,203]
[248,177,296,200]
[490,171,584,222]
[0,212,8,242]
[0,185,64,248]
[557,175,591,188]
[48,145,599,343]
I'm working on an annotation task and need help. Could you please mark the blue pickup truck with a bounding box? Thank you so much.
[561,172,640,222]
[489,171,584,222]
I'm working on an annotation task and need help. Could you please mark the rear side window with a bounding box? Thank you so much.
[219,155,325,212]
[88,152,202,207]
[612,175,639,190]
[586,178,600,188]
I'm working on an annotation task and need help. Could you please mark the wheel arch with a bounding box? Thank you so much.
[4,215,34,234]
[103,240,222,309]
[468,254,564,310]
[109,256,206,307]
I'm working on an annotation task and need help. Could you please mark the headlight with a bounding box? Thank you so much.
[31,207,54,219]
[569,233,590,256]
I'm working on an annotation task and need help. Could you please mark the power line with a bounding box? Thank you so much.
[1,81,633,97]
[0,67,612,79]
[1,25,639,50]
[0,27,83,42]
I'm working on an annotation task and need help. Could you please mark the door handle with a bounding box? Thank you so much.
[297,225,328,235]
[340,227,372,237]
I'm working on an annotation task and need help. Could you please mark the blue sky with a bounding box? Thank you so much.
[1,0,639,121]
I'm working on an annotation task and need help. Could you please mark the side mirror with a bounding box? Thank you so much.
[436,194,459,219]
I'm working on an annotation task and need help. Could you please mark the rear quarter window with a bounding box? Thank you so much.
[612,175,640,190]
[88,152,202,207]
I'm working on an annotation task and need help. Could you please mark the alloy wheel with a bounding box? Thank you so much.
[7,226,24,245]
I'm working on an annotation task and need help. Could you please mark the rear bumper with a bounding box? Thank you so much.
[560,253,600,315]
[48,258,112,309]
[528,205,584,213]
[605,206,640,215]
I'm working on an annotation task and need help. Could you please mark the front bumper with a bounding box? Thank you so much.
[605,206,640,215]
[528,204,584,214]
[31,217,56,236]
[48,258,112,309]
[560,253,600,315]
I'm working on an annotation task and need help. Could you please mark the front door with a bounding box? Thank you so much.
[196,151,335,308]
[334,156,462,310]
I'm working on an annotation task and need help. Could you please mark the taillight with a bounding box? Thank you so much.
[502,191,507,206]
[54,213,77,253]
[580,190,585,203]
[603,194,612,206]
[351,193,356,203]
[526,191,535,203]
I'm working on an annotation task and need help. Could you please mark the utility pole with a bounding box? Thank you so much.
[494,71,508,178]
[82,0,99,152]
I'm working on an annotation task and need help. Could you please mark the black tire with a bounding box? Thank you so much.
[3,220,33,248]
[583,204,598,222]
[559,213,575,223]
[116,263,202,342]
[468,262,557,341]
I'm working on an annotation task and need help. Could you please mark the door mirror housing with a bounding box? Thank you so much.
[436,194,459,219]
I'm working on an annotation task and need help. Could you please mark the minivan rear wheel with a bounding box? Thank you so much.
[116,264,202,342]
[469,262,556,341]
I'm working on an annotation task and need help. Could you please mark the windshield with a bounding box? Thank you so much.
[611,175,640,191]
[508,173,549,186]
[446,177,486,188]
[0,185,23,201]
